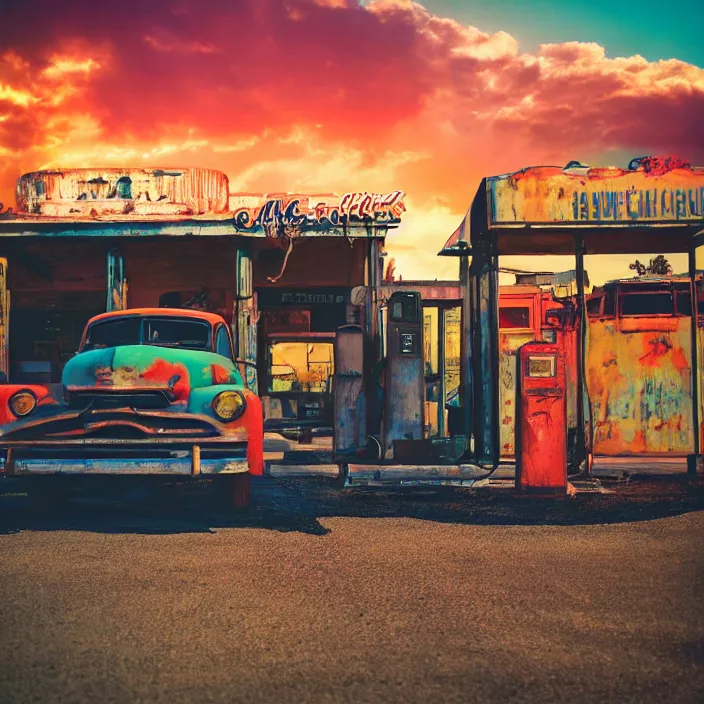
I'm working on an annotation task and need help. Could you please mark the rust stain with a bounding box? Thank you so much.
[16,167,230,218]
[490,156,704,225]
[0,308,265,478]
[586,282,694,455]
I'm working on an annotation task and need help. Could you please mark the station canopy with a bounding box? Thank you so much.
[441,156,704,256]
[0,167,406,239]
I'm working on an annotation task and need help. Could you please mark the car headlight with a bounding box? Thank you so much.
[212,390,246,421]
[9,390,38,417]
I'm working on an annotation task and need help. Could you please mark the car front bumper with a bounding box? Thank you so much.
[0,438,250,476]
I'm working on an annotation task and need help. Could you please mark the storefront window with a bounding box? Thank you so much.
[499,306,530,329]
[268,341,334,393]
[444,307,461,406]
[423,306,439,376]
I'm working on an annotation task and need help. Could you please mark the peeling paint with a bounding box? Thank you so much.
[515,341,568,492]
[489,158,704,225]
[497,287,576,459]
[586,278,694,455]
[0,308,264,476]
[16,168,230,218]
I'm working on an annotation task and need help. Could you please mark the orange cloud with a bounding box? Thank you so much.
[143,34,220,54]
[43,57,101,79]
[0,0,702,280]
[0,83,38,107]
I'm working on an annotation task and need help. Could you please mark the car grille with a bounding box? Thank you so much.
[2,410,221,441]
[67,390,172,410]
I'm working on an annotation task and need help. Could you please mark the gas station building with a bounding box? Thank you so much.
[0,167,405,443]
[2,157,704,487]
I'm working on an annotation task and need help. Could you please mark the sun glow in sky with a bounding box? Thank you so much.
[1,0,703,283]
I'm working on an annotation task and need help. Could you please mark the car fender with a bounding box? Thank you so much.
[0,385,58,426]
[188,385,264,475]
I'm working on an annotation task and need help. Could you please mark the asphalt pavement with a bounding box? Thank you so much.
[1,475,703,704]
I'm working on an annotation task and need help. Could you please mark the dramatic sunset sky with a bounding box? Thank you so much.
[1,0,703,283]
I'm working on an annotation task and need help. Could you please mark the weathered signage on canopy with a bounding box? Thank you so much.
[230,191,406,236]
[7,169,406,238]
[489,157,704,227]
[16,167,230,218]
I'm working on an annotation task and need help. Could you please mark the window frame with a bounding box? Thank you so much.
[265,338,335,395]
[586,295,603,318]
[213,323,235,361]
[81,316,213,352]
[618,287,675,318]
[602,289,617,318]
[498,304,532,331]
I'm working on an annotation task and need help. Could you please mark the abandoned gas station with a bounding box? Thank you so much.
[1,156,703,492]
[434,156,704,486]
[0,168,404,445]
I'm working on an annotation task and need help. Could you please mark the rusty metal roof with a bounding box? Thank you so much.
[441,156,704,257]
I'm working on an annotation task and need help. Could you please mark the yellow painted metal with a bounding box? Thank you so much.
[695,249,704,453]
[499,330,534,458]
[586,315,694,455]
[192,445,201,475]
[443,307,461,433]
[489,163,704,225]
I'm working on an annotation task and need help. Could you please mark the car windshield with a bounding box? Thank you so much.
[83,317,211,351]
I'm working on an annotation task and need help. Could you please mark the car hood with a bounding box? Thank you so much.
[62,345,243,396]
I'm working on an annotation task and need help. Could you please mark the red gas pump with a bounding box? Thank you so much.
[515,341,567,495]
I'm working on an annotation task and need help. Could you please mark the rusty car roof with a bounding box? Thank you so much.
[85,308,227,327]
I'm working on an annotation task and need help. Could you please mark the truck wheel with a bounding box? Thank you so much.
[231,472,251,509]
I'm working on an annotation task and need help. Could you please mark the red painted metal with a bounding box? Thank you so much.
[242,391,264,476]
[0,384,56,425]
[515,341,568,494]
[85,306,227,329]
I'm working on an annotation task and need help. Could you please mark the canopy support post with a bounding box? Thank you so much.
[688,229,704,477]
[574,234,592,476]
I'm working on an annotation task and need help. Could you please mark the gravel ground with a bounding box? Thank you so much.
[1,476,703,704]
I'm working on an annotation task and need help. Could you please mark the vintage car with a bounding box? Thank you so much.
[0,308,264,507]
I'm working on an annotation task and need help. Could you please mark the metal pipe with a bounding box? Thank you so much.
[689,232,703,457]
[574,234,593,475]
[191,445,201,475]
[438,306,446,437]
[365,238,383,439]
[459,253,472,444]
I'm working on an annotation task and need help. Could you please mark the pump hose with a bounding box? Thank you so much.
[463,458,502,482]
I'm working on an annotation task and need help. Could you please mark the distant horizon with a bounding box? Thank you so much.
[383,254,691,290]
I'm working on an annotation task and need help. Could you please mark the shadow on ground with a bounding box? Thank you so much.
[1,474,703,536]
